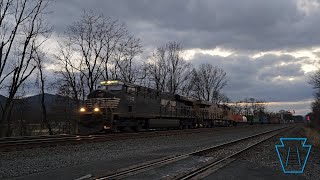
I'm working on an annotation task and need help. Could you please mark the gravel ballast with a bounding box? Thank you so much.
[207,125,319,180]
[0,124,288,179]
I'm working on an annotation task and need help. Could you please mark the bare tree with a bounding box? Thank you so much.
[146,47,168,92]
[215,93,230,104]
[231,98,267,115]
[66,11,110,93]
[247,98,266,115]
[111,36,142,82]
[190,64,228,103]
[11,96,31,136]
[145,42,192,94]
[309,69,320,129]
[242,99,251,115]
[54,40,84,105]
[230,102,244,115]
[35,49,52,135]
[310,70,320,89]
[166,42,192,94]
[0,0,51,137]
[56,10,139,98]
[136,64,149,87]
[311,94,320,129]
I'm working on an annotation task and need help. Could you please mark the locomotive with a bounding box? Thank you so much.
[78,80,237,134]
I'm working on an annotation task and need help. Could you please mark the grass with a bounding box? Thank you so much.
[303,126,320,147]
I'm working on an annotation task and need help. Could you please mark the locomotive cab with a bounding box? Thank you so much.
[101,80,124,91]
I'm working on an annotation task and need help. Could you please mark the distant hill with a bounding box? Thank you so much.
[0,94,7,103]
[0,93,78,123]
[0,94,6,98]
[24,93,74,111]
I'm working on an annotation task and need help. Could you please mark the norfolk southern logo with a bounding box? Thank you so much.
[275,138,312,174]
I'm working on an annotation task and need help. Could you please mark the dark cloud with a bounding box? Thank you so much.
[49,0,320,51]
[258,63,304,81]
[255,54,299,67]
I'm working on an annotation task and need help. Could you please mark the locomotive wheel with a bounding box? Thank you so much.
[223,121,231,127]
[133,125,143,132]
[78,123,104,135]
[112,125,120,132]
[78,115,105,135]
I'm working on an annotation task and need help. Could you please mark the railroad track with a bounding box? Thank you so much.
[0,125,264,152]
[93,125,294,180]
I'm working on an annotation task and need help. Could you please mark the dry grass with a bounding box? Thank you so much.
[303,126,320,147]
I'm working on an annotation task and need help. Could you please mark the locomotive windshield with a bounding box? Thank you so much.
[100,80,124,91]
[107,84,123,91]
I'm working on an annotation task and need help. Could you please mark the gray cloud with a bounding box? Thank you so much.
[189,53,313,102]
[258,63,304,81]
[49,0,320,51]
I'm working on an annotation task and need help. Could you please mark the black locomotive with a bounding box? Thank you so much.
[78,80,234,134]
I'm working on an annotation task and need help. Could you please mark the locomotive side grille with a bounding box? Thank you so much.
[86,98,120,109]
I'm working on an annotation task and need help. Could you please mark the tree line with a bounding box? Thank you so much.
[54,11,228,105]
[229,98,266,116]
[0,1,228,136]
[309,66,320,129]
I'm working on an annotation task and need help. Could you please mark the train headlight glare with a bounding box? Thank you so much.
[80,107,86,112]
[94,107,100,112]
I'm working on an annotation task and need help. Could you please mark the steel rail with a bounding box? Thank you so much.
[96,125,293,180]
[177,126,292,180]
[0,125,260,152]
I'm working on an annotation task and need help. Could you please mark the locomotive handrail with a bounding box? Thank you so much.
[85,98,120,109]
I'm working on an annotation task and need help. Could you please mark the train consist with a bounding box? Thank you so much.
[78,80,277,134]
[245,114,281,124]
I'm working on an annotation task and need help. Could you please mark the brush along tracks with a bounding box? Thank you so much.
[95,125,293,180]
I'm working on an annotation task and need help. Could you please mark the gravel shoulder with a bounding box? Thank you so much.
[0,124,288,179]
[205,124,320,180]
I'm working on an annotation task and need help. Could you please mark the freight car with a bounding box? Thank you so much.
[246,115,260,124]
[246,114,283,124]
[78,80,235,134]
[269,114,281,124]
[260,116,269,124]
[230,114,247,125]
[246,115,265,124]
[269,117,280,124]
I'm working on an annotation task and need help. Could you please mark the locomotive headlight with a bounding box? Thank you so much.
[80,107,86,112]
[94,107,100,112]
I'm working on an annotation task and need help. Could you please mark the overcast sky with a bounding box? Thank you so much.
[42,0,320,115]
